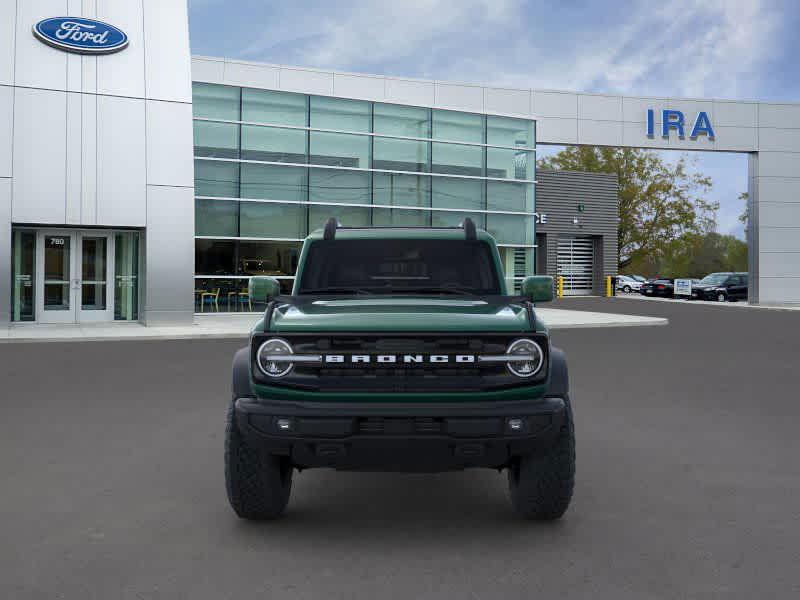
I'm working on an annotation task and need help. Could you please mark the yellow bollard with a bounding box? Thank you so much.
[557,276,564,299]
[606,276,612,297]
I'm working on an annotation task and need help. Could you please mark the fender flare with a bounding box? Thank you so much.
[232,347,254,399]
[546,346,569,397]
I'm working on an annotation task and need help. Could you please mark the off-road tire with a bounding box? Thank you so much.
[225,402,293,520]
[508,396,575,520]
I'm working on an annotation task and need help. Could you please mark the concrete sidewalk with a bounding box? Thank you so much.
[1,307,667,343]
[617,293,800,311]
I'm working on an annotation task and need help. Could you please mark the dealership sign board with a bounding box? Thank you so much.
[647,109,715,141]
[33,17,128,54]
[674,279,693,297]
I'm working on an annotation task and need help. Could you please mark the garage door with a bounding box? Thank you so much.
[557,236,594,296]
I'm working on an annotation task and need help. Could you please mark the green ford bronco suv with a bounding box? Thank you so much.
[226,218,575,520]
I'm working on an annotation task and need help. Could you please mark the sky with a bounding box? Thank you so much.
[188,0,800,240]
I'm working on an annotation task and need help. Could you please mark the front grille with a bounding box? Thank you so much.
[252,333,548,392]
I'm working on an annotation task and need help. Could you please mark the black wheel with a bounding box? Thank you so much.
[623,285,632,293]
[225,402,293,520]
[716,292,727,302]
[508,396,575,520]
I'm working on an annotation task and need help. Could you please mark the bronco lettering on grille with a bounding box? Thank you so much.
[323,354,476,364]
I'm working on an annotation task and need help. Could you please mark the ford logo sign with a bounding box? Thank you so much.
[32,17,128,55]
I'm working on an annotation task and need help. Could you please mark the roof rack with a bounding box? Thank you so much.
[321,217,478,241]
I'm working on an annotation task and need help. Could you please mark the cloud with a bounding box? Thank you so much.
[222,0,782,100]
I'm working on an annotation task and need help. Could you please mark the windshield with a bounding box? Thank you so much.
[297,239,502,295]
[700,273,729,285]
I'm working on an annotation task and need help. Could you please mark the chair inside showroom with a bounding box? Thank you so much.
[200,288,220,312]
[237,289,252,312]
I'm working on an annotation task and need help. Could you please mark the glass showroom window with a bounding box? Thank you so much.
[374,103,430,138]
[432,110,484,143]
[196,198,238,237]
[192,83,240,121]
[431,177,484,211]
[373,207,429,227]
[194,121,239,159]
[431,210,485,229]
[241,125,306,163]
[309,168,371,204]
[431,142,484,176]
[11,229,35,322]
[114,232,140,321]
[239,201,306,239]
[310,131,370,168]
[486,214,534,246]
[240,164,307,201]
[487,180,534,212]
[486,148,533,180]
[195,240,237,276]
[195,160,239,198]
[309,205,370,230]
[310,96,370,132]
[242,88,307,126]
[373,137,428,172]
[239,241,300,278]
[486,116,534,148]
[373,173,430,207]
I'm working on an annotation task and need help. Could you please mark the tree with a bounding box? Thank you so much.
[538,147,718,271]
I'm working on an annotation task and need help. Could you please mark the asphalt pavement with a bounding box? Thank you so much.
[1,298,799,599]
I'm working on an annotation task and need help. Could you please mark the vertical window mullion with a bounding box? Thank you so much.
[305,95,311,236]
[427,108,433,226]
[369,102,375,226]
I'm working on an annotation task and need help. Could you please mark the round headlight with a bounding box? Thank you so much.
[256,338,294,378]
[506,338,544,378]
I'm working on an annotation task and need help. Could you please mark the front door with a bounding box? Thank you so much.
[36,231,114,323]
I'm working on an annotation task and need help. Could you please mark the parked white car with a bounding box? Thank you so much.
[616,275,643,293]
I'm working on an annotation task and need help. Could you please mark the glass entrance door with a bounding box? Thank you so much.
[78,232,113,322]
[35,231,114,323]
[37,231,76,323]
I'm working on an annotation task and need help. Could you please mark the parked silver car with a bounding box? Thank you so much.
[616,274,643,293]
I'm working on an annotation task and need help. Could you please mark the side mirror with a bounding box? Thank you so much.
[248,276,282,304]
[520,275,554,303]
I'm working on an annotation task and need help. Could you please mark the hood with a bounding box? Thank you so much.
[267,297,534,333]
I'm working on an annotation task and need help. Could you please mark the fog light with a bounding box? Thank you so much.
[275,418,293,432]
[507,417,525,432]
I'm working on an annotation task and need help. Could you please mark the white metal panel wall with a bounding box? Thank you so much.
[11,87,67,224]
[14,0,69,90]
[1,0,195,325]
[144,185,194,325]
[146,100,194,187]
[96,0,146,98]
[0,0,15,85]
[0,178,10,323]
[142,0,192,103]
[0,85,12,178]
[96,95,147,226]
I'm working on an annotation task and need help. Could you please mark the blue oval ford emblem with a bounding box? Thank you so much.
[33,17,128,55]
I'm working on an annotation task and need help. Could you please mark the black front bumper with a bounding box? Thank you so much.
[234,396,566,472]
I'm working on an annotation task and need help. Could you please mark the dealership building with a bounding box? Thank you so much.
[2,2,800,327]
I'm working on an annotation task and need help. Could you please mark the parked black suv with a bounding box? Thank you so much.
[691,272,749,302]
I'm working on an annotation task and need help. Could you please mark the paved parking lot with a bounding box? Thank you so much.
[1,298,799,599]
